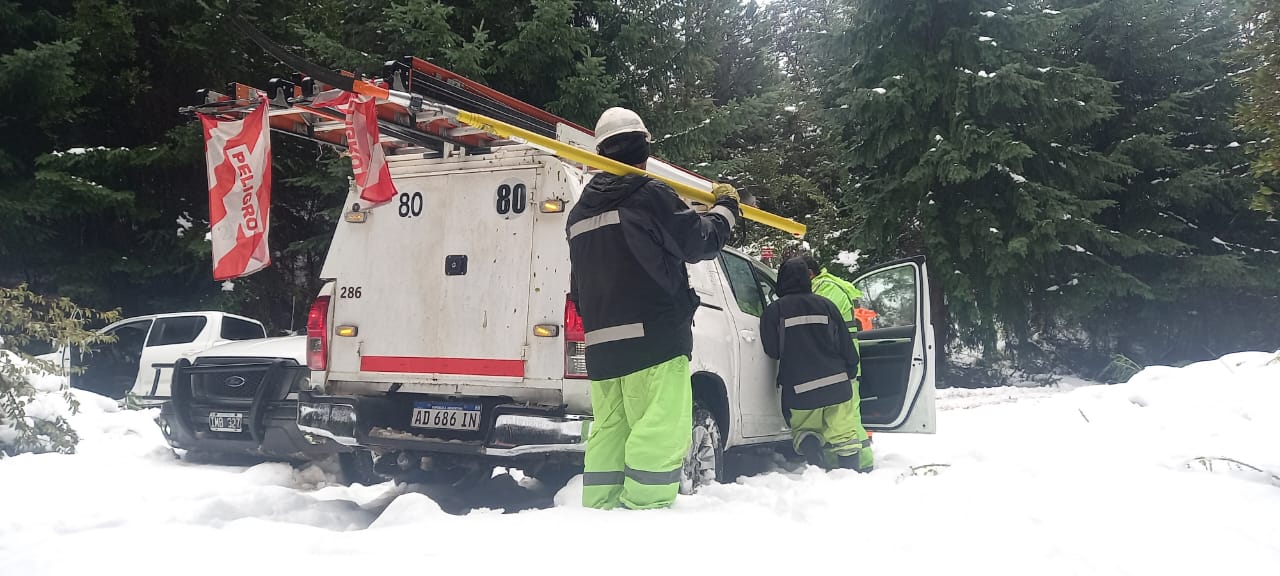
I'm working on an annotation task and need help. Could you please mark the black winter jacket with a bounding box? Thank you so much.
[761,259,859,411]
[566,172,738,380]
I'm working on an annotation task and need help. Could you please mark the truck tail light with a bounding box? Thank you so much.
[307,295,331,371]
[564,296,588,379]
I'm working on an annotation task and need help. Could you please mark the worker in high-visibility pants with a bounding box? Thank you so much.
[788,394,873,472]
[567,107,740,509]
[798,254,873,470]
[582,357,692,509]
[763,257,873,472]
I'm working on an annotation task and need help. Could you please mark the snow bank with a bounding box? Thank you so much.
[2,349,171,458]
[2,352,1278,575]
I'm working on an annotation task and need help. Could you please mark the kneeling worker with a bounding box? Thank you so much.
[761,257,873,472]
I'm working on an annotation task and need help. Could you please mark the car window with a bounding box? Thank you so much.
[721,253,765,317]
[146,316,208,347]
[106,320,153,355]
[852,264,917,329]
[221,317,266,340]
[752,265,778,305]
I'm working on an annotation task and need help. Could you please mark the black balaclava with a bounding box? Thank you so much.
[598,132,650,166]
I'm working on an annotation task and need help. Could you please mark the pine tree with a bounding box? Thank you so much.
[1239,0,1280,214]
[383,0,464,65]
[0,0,356,330]
[1056,0,1280,364]
[547,51,620,126]
[587,0,802,221]
[739,0,855,262]
[497,0,594,108]
[824,0,1133,358]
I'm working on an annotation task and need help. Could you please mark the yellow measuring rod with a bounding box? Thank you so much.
[453,109,807,237]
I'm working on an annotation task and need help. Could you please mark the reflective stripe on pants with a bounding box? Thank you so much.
[582,355,692,510]
[582,471,624,487]
[788,381,873,471]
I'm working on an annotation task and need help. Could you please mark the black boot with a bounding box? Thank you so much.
[797,434,825,468]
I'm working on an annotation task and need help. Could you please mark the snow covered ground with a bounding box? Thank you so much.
[2,352,1278,575]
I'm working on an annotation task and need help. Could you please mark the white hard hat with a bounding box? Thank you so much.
[594,107,652,150]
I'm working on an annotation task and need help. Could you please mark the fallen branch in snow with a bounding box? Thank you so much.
[1097,354,1142,383]
[1185,457,1280,487]
[1078,408,1090,423]
[896,463,951,483]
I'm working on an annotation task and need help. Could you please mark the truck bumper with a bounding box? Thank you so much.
[160,358,348,461]
[297,392,588,459]
[158,401,347,460]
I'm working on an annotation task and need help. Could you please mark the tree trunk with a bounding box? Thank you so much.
[929,264,950,386]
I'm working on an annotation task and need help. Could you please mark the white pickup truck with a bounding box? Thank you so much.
[295,145,938,490]
[49,311,267,402]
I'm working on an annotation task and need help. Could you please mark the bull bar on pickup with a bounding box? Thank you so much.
[159,357,347,460]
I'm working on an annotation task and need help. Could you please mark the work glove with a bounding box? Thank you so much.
[710,183,743,229]
[712,182,740,203]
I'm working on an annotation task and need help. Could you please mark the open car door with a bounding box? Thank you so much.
[71,318,153,400]
[851,256,936,433]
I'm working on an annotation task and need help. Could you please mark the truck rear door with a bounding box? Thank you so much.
[328,165,540,381]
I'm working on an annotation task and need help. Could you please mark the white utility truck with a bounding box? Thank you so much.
[199,58,936,489]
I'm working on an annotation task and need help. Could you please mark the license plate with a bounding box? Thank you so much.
[208,412,244,433]
[410,402,481,431]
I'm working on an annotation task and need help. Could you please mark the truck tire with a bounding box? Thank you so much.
[680,400,724,495]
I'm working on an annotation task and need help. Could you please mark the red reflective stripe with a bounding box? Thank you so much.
[360,356,525,377]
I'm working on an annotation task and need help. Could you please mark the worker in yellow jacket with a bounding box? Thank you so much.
[802,256,864,350]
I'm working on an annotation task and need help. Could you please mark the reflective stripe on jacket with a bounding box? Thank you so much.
[761,259,858,410]
[567,172,737,380]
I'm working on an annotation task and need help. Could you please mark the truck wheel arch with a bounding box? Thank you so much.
[691,371,729,441]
